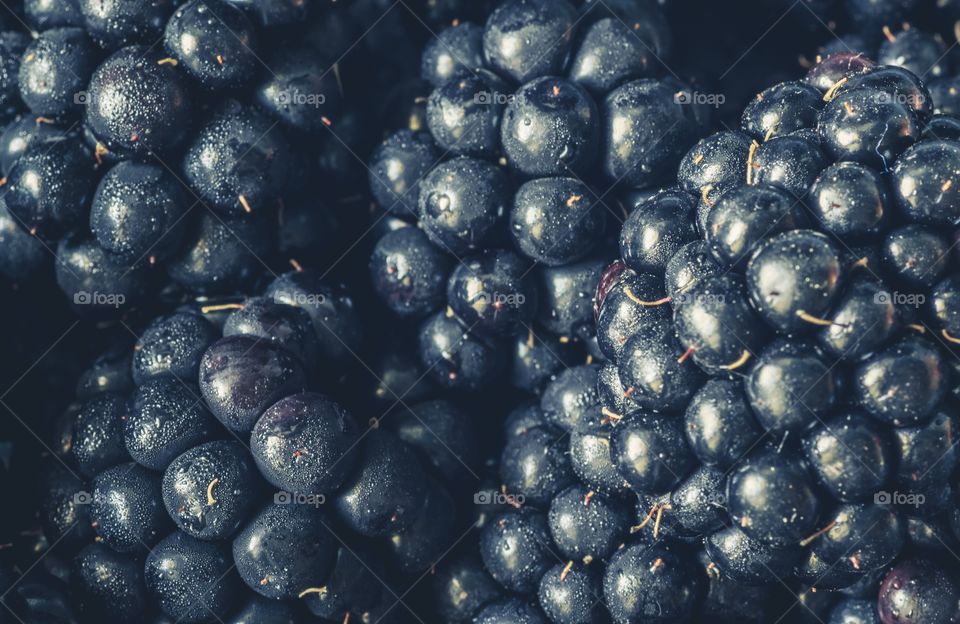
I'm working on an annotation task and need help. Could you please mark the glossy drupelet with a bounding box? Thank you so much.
[84,45,193,157]
[163,0,259,90]
[90,462,171,552]
[5,135,97,239]
[250,392,360,495]
[124,376,218,470]
[17,27,100,117]
[73,543,148,621]
[181,99,292,216]
[161,440,261,540]
[144,531,242,623]
[89,160,191,263]
[231,502,336,599]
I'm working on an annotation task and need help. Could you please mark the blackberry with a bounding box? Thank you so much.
[36,270,465,622]
[589,47,960,623]
[0,1,377,325]
[366,0,684,399]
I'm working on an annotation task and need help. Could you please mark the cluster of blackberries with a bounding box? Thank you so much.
[588,52,960,624]
[0,0,400,312]
[367,0,708,396]
[0,0,489,623]
[404,5,960,624]
[25,265,484,623]
[2,0,960,623]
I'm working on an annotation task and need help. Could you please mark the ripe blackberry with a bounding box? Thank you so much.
[0,2,378,322]
[367,0,686,397]
[588,48,960,623]
[32,268,470,622]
